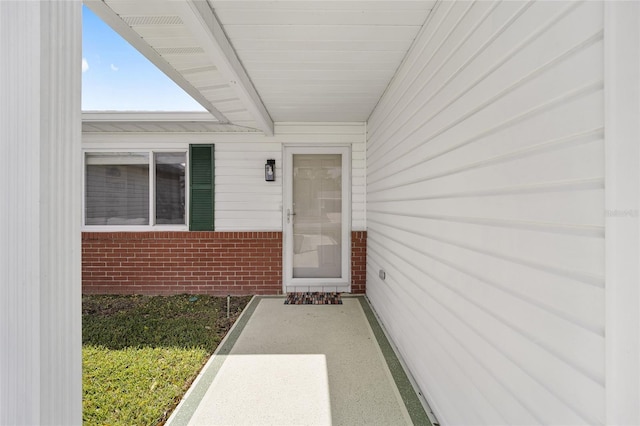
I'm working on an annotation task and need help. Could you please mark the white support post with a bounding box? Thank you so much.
[604,2,640,425]
[0,1,82,424]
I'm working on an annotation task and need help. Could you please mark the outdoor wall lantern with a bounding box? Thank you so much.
[265,159,276,182]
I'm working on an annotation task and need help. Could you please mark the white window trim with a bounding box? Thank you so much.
[82,148,190,231]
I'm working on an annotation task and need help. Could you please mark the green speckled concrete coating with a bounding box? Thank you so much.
[167,295,433,426]
[166,296,262,425]
[358,297,432,426]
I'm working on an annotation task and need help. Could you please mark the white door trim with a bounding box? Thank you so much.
[282,144,352,293]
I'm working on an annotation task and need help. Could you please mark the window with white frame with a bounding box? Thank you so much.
[85,151,187,227]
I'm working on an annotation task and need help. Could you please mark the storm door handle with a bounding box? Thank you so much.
[287,209,296,223]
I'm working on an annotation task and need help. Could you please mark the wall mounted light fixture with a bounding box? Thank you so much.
[265,159,275,182]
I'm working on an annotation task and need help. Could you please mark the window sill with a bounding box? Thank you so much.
[82,225,189,232]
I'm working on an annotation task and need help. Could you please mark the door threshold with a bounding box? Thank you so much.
[285,285,351,293]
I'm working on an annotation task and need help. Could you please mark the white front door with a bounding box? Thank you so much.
[283,145,351,293]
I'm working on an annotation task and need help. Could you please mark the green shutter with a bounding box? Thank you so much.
[189,144,215,231]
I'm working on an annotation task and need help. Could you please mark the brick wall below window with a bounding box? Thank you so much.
[82,231,366,295]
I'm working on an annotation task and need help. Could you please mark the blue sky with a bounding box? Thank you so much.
[82,5,205,111]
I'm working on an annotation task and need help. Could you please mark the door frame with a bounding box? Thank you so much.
[282,144,351,293]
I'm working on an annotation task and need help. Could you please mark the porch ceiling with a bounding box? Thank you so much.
[84,0,436,133]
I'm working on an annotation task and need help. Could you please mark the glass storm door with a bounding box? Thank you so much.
[283,146,351,292]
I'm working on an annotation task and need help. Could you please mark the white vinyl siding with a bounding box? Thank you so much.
[366,1,604,425]
[82,122,366,231]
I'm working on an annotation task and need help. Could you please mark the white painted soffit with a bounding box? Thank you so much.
[82,111,260,133]
[84,0,274,135]
[209,0,437,122]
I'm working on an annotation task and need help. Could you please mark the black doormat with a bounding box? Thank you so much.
[284,292,342,305]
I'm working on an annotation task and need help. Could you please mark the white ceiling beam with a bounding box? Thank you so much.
[84,0,230,124]
[173,0,274,136]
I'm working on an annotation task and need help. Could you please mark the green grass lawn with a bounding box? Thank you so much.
[82,294,252,426]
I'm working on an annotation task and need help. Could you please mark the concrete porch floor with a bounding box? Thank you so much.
[166,295,433,426]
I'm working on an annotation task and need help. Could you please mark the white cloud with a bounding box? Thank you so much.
[82,58,89,73]
[110,64,119,72]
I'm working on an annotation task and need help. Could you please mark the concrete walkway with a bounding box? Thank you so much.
[167,296,432,426]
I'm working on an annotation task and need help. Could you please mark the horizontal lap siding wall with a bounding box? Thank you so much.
[216,123,367,231]
[82,122,366,231]
[366,2,604,425]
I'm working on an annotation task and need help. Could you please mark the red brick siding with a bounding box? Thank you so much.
[351,231,367,294]
[82,231,282,295]
[82,231,367,295]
